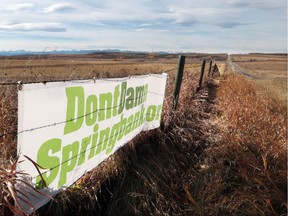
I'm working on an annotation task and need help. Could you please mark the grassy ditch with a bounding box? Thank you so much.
[1,62,286,215]
[207,74,287,215]
[37,68,217,215]
[39,74,287,215]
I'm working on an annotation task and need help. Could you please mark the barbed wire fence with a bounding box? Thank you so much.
[0,53,211,166]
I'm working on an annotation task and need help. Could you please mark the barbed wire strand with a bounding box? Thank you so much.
[0,64,201,86]
[0,88,165,138]
[29,111,162,179]
[0,64,201,138]
[0,68,172,86]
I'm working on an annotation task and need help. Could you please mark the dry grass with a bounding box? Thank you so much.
[0,85,17,167]
[236,61,287,79]
[231,53,287,62]
[231,54,287,79]
[252,79,287,111]
[207,74,287,215]
[230,53,287,110]
[1,53,286,215]
[37,66,217,216]
[0,58,175,82]
[37,69,287,216]
[0,53,226,81]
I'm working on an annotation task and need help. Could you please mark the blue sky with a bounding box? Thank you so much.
[0,0,286,53]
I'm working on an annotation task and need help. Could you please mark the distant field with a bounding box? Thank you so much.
[0,55,176,81]
[231,54,287,78]
[231,53,287,62]
[231,54,287,110]
[0,52,227,83]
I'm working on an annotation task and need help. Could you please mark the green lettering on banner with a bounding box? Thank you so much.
[36,138,61,189]
[58,141,79,187]
[88,124,99,159]
[98,93,112,121]
[146,105,156,122]
[125,115,134,135]
[146,104,162,122]
[143,84,148,102]
[117,114,127,141]
[125,87,134,110]
[85,95,98,126]
[33,77,167,191]
[113,85,120,117]
[131,109,141,131]
[135,85,145,106]
[155,105,163,120]
[77,135,92,166]
[118,82,127,115]
[64,87,85,135]
[106,122,120,154]
[139,105,146,126]
[99,127,110,152]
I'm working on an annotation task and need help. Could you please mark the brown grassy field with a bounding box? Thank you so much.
[231,54,287,110]
[0,52,287,215]
[231,54,286,78]
[0,52,226,81]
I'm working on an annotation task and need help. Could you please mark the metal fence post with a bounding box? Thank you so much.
[196,60,206,92]
[207,60,213,78]
[173,55,186,110]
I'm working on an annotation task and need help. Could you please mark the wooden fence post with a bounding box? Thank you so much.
[207,60,213,78]
[197,60,206,92]
[173,55,186,110]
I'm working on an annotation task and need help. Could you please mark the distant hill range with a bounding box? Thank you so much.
[1,49,286,57]
[0,49,171,56]
[249,53,287,56]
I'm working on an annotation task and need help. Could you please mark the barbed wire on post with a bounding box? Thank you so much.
[0,61,201,149]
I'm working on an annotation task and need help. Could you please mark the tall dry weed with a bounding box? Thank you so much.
[0,85,18,166]
[205,74,287,215]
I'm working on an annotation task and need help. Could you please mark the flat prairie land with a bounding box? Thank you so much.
[231,53,286,62]
[0,54,176,81]
[231,53,286,78]
[0,52,227,82]
[231,53,287,110]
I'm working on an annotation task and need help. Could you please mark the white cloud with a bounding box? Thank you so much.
[168,6,224,25]
[6,3,34,11]
[222,0,285,9]
[42,3,74,13]
[217,21,252,29]
[0,22,66,32]
[0,0,286,53]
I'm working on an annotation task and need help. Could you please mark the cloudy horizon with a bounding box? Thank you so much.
[0,0,287,54]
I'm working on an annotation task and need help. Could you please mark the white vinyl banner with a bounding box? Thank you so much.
[17,73,167,212]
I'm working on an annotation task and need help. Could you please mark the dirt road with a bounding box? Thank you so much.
[227,55,286,80]
[227,55,256,78]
